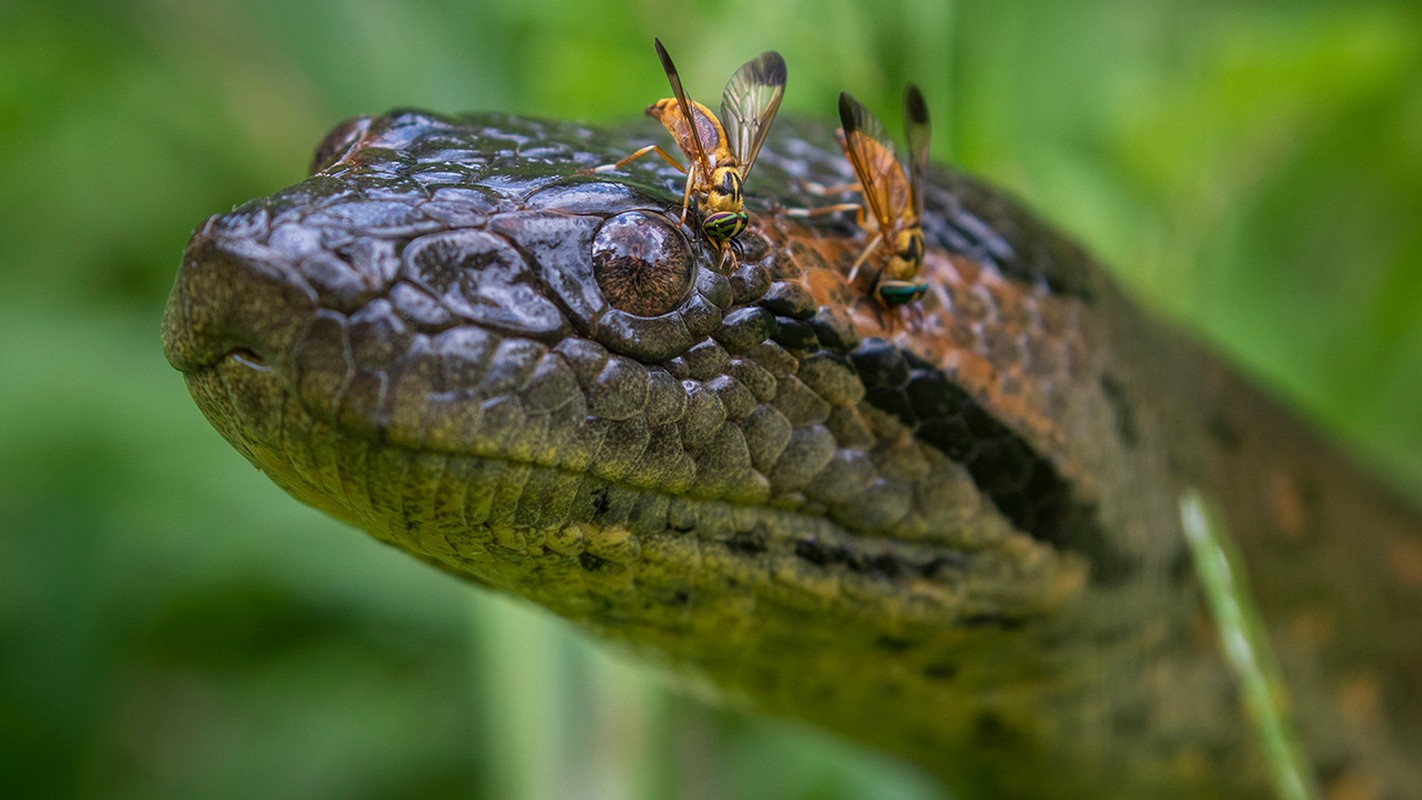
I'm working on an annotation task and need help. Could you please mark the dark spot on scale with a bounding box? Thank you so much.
[793,538,969,583]
[918,553,969,579]
[669,590,690,606]
[875,636,916,653]
[578,551,607,571]
[726,526,769,555]
[1099,375,1138,447]
[866,553,903,579]
[838,550,908,580]
[793,538,846,566]
[923,663,958,681]
[590,486,610,514]
[959,613,1026,630]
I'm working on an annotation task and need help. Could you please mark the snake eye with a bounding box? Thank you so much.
[592,212,695,317]
[310,116,372,174]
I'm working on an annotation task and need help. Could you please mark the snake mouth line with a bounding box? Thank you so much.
[193,357,1077,628]
[227,348,272,371]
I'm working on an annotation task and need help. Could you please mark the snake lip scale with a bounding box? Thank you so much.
[163,109,1422,799]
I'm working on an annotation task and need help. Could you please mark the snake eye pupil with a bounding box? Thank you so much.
[592,212,695,317]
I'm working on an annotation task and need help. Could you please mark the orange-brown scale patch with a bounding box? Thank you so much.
[754,216,1093,476]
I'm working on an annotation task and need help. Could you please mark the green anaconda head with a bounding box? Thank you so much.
[163,110,1191,791]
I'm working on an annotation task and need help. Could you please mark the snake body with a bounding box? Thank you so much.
[162,111,1422,798]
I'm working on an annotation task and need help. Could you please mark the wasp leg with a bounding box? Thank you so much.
[715,241,732,271]
[794,178,862,196]
[845,235,884,284]
[583,145,688,175]
[678,166,701,225]
[779,201,862,219]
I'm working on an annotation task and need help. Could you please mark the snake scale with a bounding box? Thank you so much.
[161,110,1422,798]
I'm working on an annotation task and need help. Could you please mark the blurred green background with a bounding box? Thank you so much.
[2,1,1418,798]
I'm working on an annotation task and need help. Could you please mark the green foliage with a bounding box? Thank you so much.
[1,1,1417,798]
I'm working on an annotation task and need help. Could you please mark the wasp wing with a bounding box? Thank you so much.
[654,38,713,172]
[838,91,902,236]
[720,50,786,181]
[902,84,931,222]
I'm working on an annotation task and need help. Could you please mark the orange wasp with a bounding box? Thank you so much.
[590,38,786,254]
[806,86,932,307]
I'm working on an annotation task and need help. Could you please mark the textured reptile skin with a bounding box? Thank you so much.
[162,110,1422,799]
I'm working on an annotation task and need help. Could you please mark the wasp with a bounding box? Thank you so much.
[589,38,786,254]
[798,86,932,307]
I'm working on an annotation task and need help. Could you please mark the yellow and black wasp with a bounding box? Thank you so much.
[590,38,786,256]
[816,86,933,307]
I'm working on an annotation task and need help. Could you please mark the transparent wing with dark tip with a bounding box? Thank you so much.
[720,50,786,181]
[903,84,931,222]
[654,37,713,172]
[838,91,901,236]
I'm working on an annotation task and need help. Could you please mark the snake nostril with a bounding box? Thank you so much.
[162,229,318,374]
[227,348,271,371]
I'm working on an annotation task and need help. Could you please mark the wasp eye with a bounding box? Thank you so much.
[592,212,695,317]
[703,211,748,242]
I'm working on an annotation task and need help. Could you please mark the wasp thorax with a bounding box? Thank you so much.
[885,228,925,280]
[706,166,744,212]
[592,212,695,317]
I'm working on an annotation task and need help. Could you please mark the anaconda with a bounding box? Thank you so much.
[161,110,1422,798]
